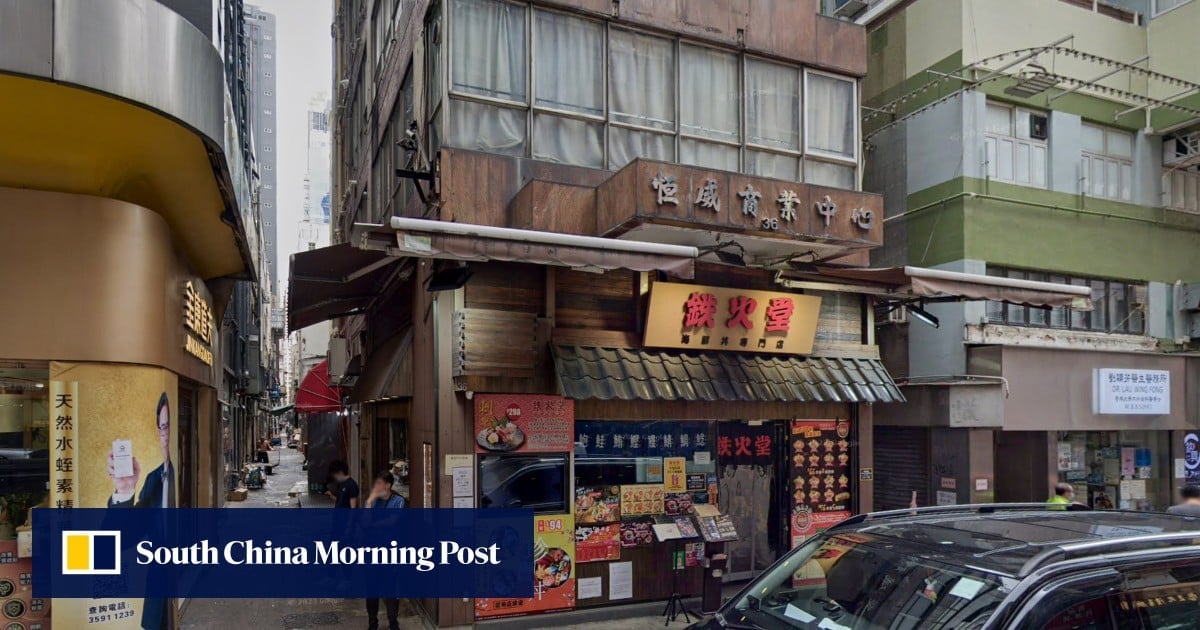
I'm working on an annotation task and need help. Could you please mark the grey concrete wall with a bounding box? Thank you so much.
[960,90,986,181]
[1049,110,1082,194]
[908,92,968,193]
[908,259,986,377]
[1133,130,1163,207]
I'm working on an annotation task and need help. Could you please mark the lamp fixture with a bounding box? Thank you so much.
[699,241,746,267]
[426,262,473,292]
[907,303,940,329]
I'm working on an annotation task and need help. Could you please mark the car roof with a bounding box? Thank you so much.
[829,504,1200,578]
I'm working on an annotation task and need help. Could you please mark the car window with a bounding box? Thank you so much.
[722,533,1008,629]
[1042,565,1200,630]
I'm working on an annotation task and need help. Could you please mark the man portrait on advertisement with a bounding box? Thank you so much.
[106,391,175,630]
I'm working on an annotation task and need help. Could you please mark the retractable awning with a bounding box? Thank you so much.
[287,244,398,331]
[386,217,698,279]
[785,265,1093,310]
[348,329,413,403]
[296,360,343,413]
[553,345,904,403]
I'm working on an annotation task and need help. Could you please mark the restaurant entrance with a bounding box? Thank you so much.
[718,420,786,581]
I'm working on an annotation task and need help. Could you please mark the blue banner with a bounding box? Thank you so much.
[575,421,710,459]
[33,508,533,599]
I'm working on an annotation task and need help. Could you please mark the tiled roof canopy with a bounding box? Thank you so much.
[553,345,904,403]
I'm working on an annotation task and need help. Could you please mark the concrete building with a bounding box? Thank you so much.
[245,5,278,286]
[0,0,259,625]
[859,0,1200,511]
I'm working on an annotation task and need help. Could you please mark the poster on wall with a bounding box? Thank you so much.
[619,517,655,547]
[575,486,621,524]
[789,420,852,549]
[0,540,49,629]
[476,514,576,619]
[619,485,665,516]
[474,395,574,454]
[575,524,621,563]
[50,362,180,630]
[1184,433,1200,483]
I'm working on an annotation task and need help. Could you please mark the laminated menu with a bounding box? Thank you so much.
[696,513,739,542]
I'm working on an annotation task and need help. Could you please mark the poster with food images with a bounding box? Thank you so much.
[619,516,655,547]
[475,514,575,619]
[619,484,665,516]
[575,486,621,524]
[575,524,622,563]
[474,394,574,454]
[790,420,852,549]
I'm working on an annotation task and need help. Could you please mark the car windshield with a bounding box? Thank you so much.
[722,532,1010,630]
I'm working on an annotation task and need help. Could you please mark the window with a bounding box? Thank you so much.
[1081,123,1133,201]
[1163,168,1200,212]
[265,128,272,134]
[264,109,272,116]
[439,0,859,183]
[1153,0,1193,15]
[478,454,569,513]
[983,102,1047,187]
[264,53,272,60]
[985,267,1145,334]
[264,146,272,152]
[532,10,604,168]
[0,365,50,524]
[265,90,272,96]
[265,71,272,78]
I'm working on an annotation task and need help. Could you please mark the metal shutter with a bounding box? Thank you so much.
[873,426,929,511]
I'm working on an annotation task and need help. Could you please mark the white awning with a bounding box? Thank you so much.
[386,217,698,278]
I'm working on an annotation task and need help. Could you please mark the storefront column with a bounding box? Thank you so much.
[856,403,874,514]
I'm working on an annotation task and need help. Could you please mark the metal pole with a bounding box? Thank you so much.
[1048,55,1148,103]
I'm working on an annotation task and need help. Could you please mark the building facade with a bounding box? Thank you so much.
[861,0,1200,511]
[0,0,261,626]
[246,4,279,286]
[288,0,918,625]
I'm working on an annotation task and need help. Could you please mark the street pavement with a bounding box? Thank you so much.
[181,442,713,629]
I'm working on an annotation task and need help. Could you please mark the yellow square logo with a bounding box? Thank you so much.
[61,531,121,575]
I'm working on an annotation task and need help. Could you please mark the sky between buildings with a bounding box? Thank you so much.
[247,0,333,300]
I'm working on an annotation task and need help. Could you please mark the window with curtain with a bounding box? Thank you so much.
[805,71,855,160]
[746,58,799,180]
[608,28,675,168]
[680,45,740,171]
[532,10,604,167]
[447,0,528,156]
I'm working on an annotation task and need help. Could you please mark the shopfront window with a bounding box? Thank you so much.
[1055,431,1172,511]
[0,364,50,535]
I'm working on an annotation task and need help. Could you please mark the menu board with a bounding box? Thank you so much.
[476,514,576,619]
[790,420,852,547]
[474,394,574,454]
[697,514,739,542]
[575,485,621,524]
[619,516,654,547]
[620,484,665,516]
[575,524,621,563]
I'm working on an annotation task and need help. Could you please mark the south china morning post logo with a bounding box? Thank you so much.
[36,508,535,599]
[61,530,122,576]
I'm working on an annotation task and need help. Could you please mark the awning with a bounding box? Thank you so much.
[296,360,343,413]
[269,404,294,416]
[789,265,1093,310]
[288,244,397,331]
[552,345,904,403]
[348,329,413,403]
[387,217,697,279]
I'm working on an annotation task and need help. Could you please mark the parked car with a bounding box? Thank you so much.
[689,504,1200,630]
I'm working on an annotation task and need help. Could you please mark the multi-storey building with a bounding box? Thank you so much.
[245,5,278,286]
[290,0,1088,625]
[0,0,260,625]
[291,96,335,396]
[858,0,1200,511]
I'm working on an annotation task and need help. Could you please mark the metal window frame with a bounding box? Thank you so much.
[803,67,859,166]
[985,267,1145,335]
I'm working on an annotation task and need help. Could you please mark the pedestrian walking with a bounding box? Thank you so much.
[325,460,359,508]
[1167,484,1200,517]
[364,471,405,630]
[1047,483,1075,510]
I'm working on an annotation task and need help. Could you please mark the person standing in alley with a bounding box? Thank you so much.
[1047,483,1075,510]
[325,460,358,508]
[364,471,405,630]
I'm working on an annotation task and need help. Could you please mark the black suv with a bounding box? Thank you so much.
[690,504,1200,629]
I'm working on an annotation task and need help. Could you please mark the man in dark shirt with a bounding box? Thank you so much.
[325,460,359,508]
[1167,485,1200,517]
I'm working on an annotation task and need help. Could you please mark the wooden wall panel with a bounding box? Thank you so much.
[454,309,539,377]
[509,180,596,235]
[464,262,544,313]
[574,545,703,608]
[555,269,637,331]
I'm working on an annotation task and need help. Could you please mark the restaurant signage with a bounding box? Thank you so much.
[474,395,574,454]
[183,281,214,365]
[643,282,821,355]
[1092,369,1170,415]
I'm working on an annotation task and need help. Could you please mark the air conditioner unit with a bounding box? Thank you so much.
[1030,114,1049,141]
[834,0,869,18]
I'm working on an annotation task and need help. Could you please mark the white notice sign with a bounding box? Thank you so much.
[1093,368,1170,415]
[609,561,633,600]
[578,577,602,599]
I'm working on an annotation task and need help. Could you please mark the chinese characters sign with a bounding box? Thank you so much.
[50,380,78,509]
[643,282,821,355]
[1092,369,1170,415]
[475,395,574,454]
[183,281,214,366]
[575,421,709,459]
[716,422,774,466]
